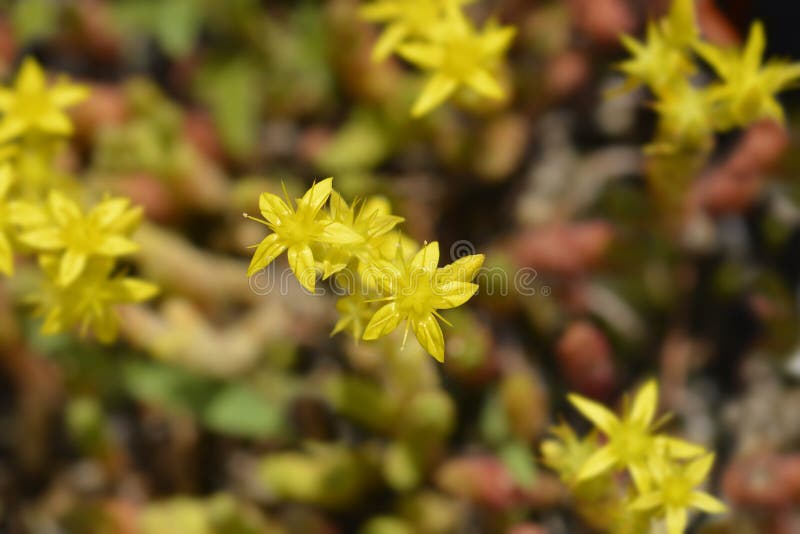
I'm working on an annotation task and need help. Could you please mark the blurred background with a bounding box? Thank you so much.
[1,0,800,532]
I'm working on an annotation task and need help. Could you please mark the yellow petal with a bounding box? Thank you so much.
[629,379,658,426]
[686,453,715,486]
[59,250,88,286]
[328,190,351,223]
[358,1,400,21]
[575,444,618,481]
[363,302,401,340]
[661,436,706,459]
[48,190,82,225]
[288,244,317,292]
[98,235,140,256]
[17,228,65,250]
[117,278,160,302]
[411,75,457,117]
[365,214,404,238]
[628,491,662,512]
[300,177,333,215]
[689,491,727,514]
[16,57,46,93]
[50,81,90,108]
[567,394,619,434]
[259,191,293,225]
[411,313,445,362]
[665,506,688,534]
[247,233,286,276]
[0,117,27,141]
[436,253,484,284]
[8,200,49,228]
[0,164,12,196]
[398,42,443,69]
[37,112,73,135]
[92,197,132,227]
[372,22,408,62]
[0,232,13,276]
[92,311,119,344]
[318,221,363,244]
[433,281,478,309]
[466,69,505,100]
[744,21,766,73]
[410,241,439,272]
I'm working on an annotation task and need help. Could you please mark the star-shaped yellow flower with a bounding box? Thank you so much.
[397,2,515,117]
[568,380,706,490]
[16,191,142,286]
[0,56,89,142]
[630,454,727,534]
[616,22,695,94]
[649,81,716,153]
[695,21,800,129]
[245,178,362,292]
[362,241,483,361]
[32,257,158,343]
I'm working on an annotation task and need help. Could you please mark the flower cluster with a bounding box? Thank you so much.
[616,0,800,154]
[359,0,516,117]
[245,178,483,361]
[541,380,727,534]
[0,57,158,343]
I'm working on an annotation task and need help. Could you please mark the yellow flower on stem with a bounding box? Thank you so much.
[696,21,800,129]
[32,257,158,343]
[362,241,483,361]
[568,380,706,490]
[0,56,89,142]
[629,454,727,534]
[0,164,17,275]
[245,178,362,292]
[359,0,472,62]
[616,22,695,94]
[397,2,515,117]
[648,81,716,154]
[16,191,142,286]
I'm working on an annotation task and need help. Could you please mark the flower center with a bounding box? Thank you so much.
[15,90,50,120]
[397,268,436,318]
[611,425,651,463]
[661,476,692,507]
[441,34,482,80]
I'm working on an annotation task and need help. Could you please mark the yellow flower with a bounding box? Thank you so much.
[616,22,695,93]
[648,81,716,153]
[331,293,375,340]
[0,164,16,275]
[568,380,705,490]
[318,192,404,279]
[695,21,800,129]
[362,241,483,361]
[360,0,472,62]
[397,2,515,117]
[16,191,142,286]
[0,56,89,142]
[245,178,362,292]
[630,454,727,534]
[32,257,159,343]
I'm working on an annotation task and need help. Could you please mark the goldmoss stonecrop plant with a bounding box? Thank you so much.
[245,178,484,362]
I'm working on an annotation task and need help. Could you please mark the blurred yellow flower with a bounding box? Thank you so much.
[0,56,89,142]
[32,257,159,343]
[362,241,482,361]
[629,454,727,534]
[397,2,515,117]
[616,22,694,94]
[16,191,142,286]
[568,380,705,490]
[649,81,716,153]
[696,21,800,129]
